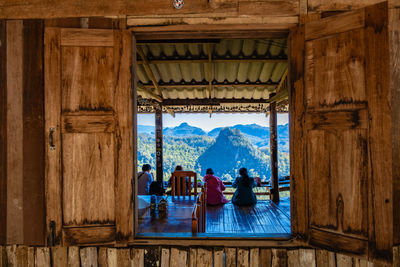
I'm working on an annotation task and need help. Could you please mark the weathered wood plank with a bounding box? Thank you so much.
[80,247,98,267]
[305,9,364,40]
[62,115,116,133]
[161,248,170,267]
[305,109,368,130]
[269,98,279,203]
[106,248,117,267]
[0,247,6,267]
[289,24,307,239]
[390,7,400,247]
[364,2,393,263]
[63,226,116,245]
[271,249,287,267]
[52,247,67,267]
[260,249,272,267]
[0,20,6,246]
[315,250,335,267]
[36,247,51,267]
[27,247,34,267]
[213,249,224,267]
[5,245,16,266]
[132,248,144,267]
[144,247,160,267]
[287,250,299,267]
[237,248,249,267]
[394,246,400,267]
[98,247,108,267]
[307,0,389,13]
[117,249,131,267]
[238,0,299,16]
[196,248,212,267]
[354,258,370,267]
[299,249,316,267]
[114,30,133,243]
[60,29,113,47]
[6,20,24,245]
[189,248,196,267]
[336,254,353,267]
[225,248,236,267]
[22,20,45,246]
[170,248,187,267]
[250,248,259,267]
[67,247,80,267]
[44,27,62,246]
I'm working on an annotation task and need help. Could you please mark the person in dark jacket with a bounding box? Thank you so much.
[231,167,257,206]
[203,168,229,205]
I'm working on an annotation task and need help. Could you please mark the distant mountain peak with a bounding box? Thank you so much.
[164,122,206,137]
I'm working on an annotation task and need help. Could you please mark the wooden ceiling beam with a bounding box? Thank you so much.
[208,43,213,99]
[162,98,270,106]
[276,68,288,93]
[137,86,162,103]
[140,83,278,89]
[136,58,287,64]
[136,46,163,98]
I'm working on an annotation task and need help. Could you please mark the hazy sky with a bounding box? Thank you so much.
[138,113,289,132]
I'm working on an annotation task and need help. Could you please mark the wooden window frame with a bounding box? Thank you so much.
[129,26,296,247]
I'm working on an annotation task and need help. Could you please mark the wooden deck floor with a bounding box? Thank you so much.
[137,197,291,237]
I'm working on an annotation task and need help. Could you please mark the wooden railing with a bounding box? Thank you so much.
[192,183,207,234]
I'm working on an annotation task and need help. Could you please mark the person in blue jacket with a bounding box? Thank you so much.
[232,167,258,206]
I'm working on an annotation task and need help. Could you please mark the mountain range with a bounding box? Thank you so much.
[138,122,289,152]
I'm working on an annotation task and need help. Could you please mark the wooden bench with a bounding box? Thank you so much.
[192,183,207,234]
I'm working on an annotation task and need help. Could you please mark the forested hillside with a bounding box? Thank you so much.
[137,123,290,182]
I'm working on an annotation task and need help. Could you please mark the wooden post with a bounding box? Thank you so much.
[155,105,163,183]
[269,94,279,203]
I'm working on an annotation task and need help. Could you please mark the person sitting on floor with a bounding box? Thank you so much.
[137,164,154,195]
[203,168,229,205]
[232,167,258,206]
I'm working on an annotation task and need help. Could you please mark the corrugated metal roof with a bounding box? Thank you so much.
[136,38,288,112]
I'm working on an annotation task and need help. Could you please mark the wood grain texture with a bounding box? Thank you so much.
[61,28,114,47]
[161,248,170,267]
[117,249,131,267]
[364,2,393,262]
[305,29,366,108]
[269,99,279,203]
[0,20,6,246]
[62,114,116,133]
[336,254,353,267]
[307,129,368,236]
[225,248,236,267]
[307,0,387,13]
[238,0,299,16]
[271,249,287,267]
[299,249,316,267]
[36,247,51,267]
[80,247,98,267]
[237,248,249,267]
[16,246,29,267]
[52,247,67,267]
[309,229,367,255]
[289,25,308,239]
[6,20,23,245]
[315,250,336,267]
[114,30,133,242]
[260,249,272,267]
[189,248,196,267]
[5,245,16,266]
[61,46,114,113]
[132,248,144,267]
[44,27,63,245]
[389,8,400,246]
[305,109,368,130]
[305,9,364,40]
[22,19,45,246]
[143,247,160,267]
[394,246,400,267]
[214,249,224,267]
[106,248,117,267]
[250,248,260,267]
[287,250,299,267]
[67,247,80,267]
[196,248,212,267]
[62,133,115,226]
[170,248,188,267]
[63,226,116,245]
[98,247,108,267]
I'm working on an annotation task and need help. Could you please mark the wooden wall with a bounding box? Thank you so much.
[0,245,399,267]
[0,20,45,246]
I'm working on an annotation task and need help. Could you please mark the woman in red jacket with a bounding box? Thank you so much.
[203,168,229,205]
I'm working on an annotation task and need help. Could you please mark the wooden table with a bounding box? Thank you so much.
[138,195,197,233]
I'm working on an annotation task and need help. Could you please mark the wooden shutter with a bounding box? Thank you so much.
[290,2,393,263]
[45,28,133,245]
